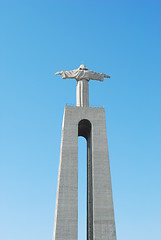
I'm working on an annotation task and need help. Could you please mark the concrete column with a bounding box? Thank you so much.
[92,111,116,240]
[53,106,116,240]
[53,109,78,240]
[76,80,89,107]
[76,81,81,107]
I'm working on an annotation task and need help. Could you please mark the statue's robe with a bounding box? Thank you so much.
[61,69,105,81]
[61,69,107,107]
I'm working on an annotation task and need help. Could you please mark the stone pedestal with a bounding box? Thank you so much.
[53,106,116,240]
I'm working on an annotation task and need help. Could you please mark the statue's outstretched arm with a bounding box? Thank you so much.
[55,70,78,79]
[55,71,63,75]
[104,74,110,78]
[88,71,110,81]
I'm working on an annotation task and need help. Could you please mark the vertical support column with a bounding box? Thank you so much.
[92,110,117,240]
[76,81,81,107]
[53,109,78,240]
[76,80,89,107]
[81,80,89,107]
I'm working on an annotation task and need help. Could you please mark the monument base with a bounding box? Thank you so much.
[53,106,116,240]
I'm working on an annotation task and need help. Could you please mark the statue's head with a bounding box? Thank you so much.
[79,64,88,70]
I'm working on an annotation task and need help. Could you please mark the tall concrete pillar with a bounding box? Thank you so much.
[53,106,116,240]
[76,80,89,107]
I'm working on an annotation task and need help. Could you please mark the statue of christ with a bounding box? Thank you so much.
[56,64,110,107]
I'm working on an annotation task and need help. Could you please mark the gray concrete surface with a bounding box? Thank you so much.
[53,106,116,240]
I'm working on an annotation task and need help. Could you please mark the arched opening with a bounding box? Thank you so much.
[78,119,93,240]
[78,136,87,240]
[78,119,91,140]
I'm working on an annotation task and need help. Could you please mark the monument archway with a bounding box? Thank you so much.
[78,119,93,240]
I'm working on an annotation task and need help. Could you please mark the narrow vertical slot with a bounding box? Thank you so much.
[78,136,87,240]
[78,119,92,240]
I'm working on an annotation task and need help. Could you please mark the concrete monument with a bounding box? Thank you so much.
[53,64,116,240]
[56,64,110,107]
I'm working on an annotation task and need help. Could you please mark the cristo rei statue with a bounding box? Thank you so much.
[56,64,110,107]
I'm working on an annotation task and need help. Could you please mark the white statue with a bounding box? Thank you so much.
[56,64,110,107]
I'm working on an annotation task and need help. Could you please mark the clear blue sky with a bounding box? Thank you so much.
[0,1,161,240]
